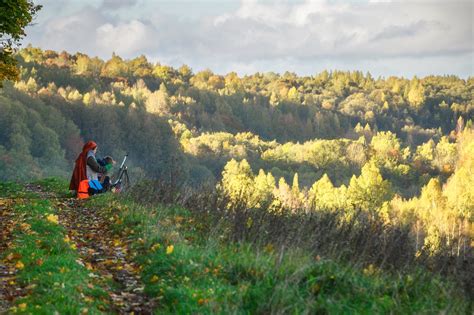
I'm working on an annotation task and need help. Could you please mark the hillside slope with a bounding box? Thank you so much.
[0,179,469,314]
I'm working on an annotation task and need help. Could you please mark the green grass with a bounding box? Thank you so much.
[33,177,72,197]
[88,194,469,314]
[0,182,34,198]
[1,179,469,314]
[0,178,69,198]
[2,197,108,314]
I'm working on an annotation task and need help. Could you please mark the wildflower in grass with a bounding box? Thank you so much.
[151,275,159,283]
[70,243,77,250]
[46,214,59,224]
[15,261,24,269]
[166,245,174,254]
[64,235,71,243]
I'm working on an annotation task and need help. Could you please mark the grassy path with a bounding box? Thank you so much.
[0,181,155,314]
[58,197,156,313]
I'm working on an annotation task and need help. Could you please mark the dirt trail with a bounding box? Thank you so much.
[0,184,156,314]
[59,199,156,314]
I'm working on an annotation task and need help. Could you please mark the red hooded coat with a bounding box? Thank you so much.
[69,141,97,191]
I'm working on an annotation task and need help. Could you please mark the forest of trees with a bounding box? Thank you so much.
[0,46,472,271]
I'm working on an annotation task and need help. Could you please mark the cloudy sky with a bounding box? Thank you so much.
[23,0,473,78]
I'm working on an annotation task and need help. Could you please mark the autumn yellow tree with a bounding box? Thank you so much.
[308,174,337,211]
[347,161,392,213]
[221,159,254,209]
[252,169,276,209]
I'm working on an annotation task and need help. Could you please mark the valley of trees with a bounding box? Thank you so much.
[0,47,473,299]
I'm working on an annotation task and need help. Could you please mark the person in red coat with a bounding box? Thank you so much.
[69,141,107,195]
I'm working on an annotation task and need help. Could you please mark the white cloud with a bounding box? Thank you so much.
[233,0,349,27]
[205,0,472,60]
[96,20,157,56]
[29,6,108,55]
[22,0,473,77]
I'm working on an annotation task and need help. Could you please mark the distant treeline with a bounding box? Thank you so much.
[14,46,473,142]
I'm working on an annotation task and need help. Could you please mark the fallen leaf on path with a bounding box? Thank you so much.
[46,214,59,224]
[20,223,31,231]
[6,252,21,261]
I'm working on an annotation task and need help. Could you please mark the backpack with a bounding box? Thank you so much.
[77,180,90,199]
[88,180,103,195]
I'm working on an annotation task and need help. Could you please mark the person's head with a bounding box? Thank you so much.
[103,156,115,165]
[83,141,97,153]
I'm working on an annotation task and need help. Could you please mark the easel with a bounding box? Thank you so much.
[112,154,130,192]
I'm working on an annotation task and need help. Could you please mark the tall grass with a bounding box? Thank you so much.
[128,180,473,300]
[83,182,470,313]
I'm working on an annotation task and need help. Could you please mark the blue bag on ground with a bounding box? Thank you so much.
[88,180,103,194]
